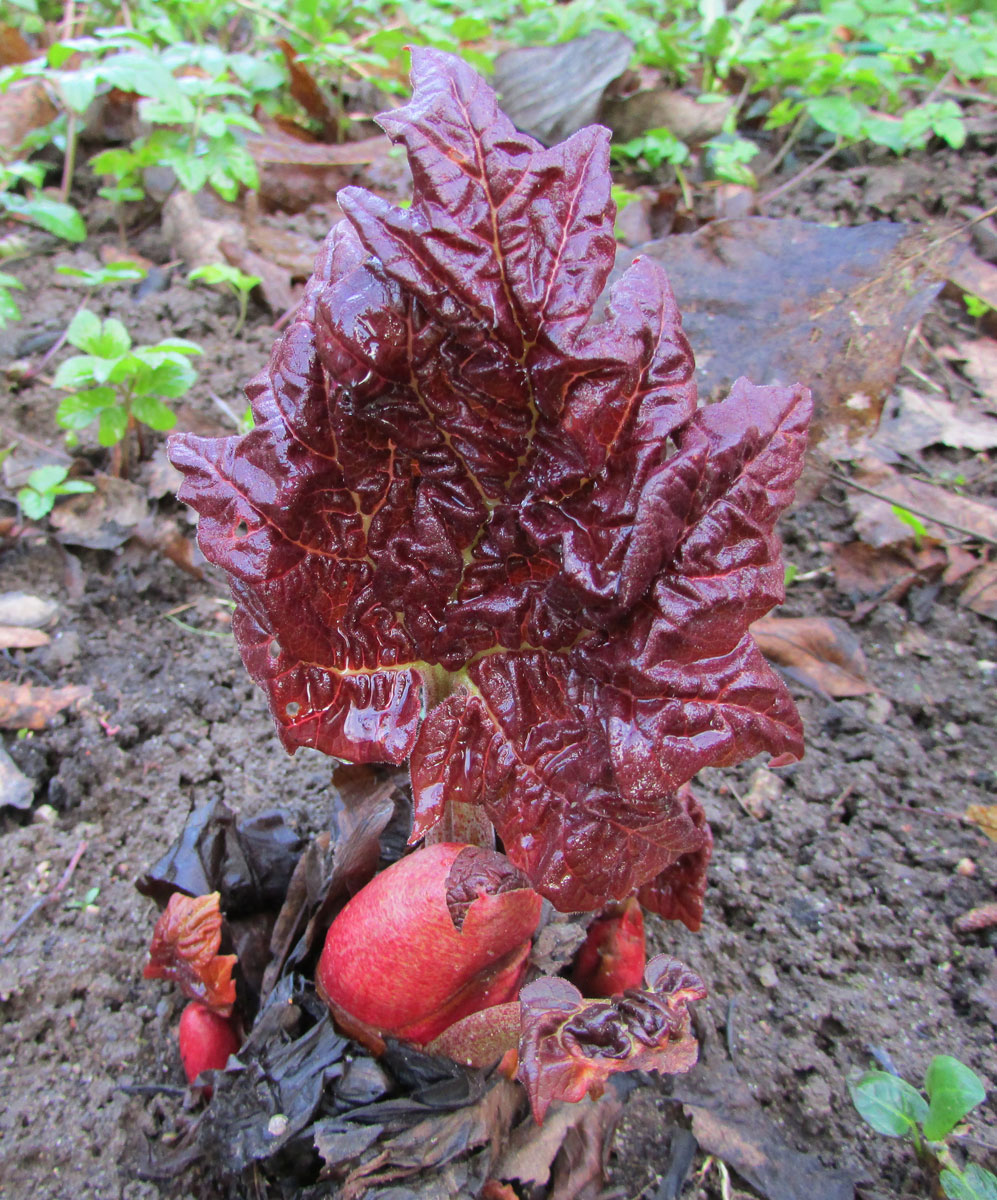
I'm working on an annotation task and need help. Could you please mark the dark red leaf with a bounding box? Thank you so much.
[168,49,809,914]
[517,954,706,1122]
[637,784,713,932]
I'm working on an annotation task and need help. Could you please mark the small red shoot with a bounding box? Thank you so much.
[570,896,646,998]
[144,891,237,1016]
[178,1001,241,1087]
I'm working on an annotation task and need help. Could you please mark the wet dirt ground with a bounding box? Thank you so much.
[1,140,995,1200]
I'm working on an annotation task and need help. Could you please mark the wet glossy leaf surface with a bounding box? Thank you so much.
[169,49,809,913]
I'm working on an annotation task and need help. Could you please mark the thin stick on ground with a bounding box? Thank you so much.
[0,839,88,953]
[758,137,843,207]
[818,465,997,549]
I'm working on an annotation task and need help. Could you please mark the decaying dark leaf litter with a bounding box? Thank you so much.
[1,27,996,1200]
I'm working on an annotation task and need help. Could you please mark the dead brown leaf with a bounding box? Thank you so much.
[495,1105,588,1187]
[481,1183,518,1200]
[751,615,873,697]
[0,80,57,155]
[48,475,148,549]
[960,563,997,620]
[0,592,58,627]
[673,1033,864,1200]
[131,515,205,580]
[965,804,997,842]
[342,1077,522,1197]
[243,201,319,277]
[278,39,339,141]
[872,386,997,456]
[947,247,997,313]
[829,539,962,618]
[602,76,732,144]
[161,189,244,273]
[0,24,35,66]
[0,625,50,649]
[848,458,997,549]
[493,32,634,145]
[832,542,908,593]
[0,682,91,730]
[219,237,294,314]
[952,338,997,409]
[624,219,954,451]
[943,544,982,585]
[247,125,392,213]
[548,1091,623,1200]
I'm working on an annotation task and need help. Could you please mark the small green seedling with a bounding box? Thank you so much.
[56,261,148,289]
[65,885,101,912]
[17,464,95,520]
[891,503,928,548]
[704,132,760,186]
[53,309,202,452]
[850,1055,994,1200]
[189,263,261,334]
[0,271,24,328]
[964,294,993,320]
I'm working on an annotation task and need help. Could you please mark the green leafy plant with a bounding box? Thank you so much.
[128,72,261,200]
[17,464,95,520]
[2,30,273,206]
[56,261,148,289]
[704,131,761,185]
[189,263,261,334]
[613,126,690,170]
[0,271,24,328]
[0,161,85,242]
[503,0,995,164]
[850,1054,994,1200]
[53,309,202,453]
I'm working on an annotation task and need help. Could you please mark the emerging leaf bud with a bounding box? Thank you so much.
[316,843,543,1045]
[178,1001,240,1088]
[570,896,646,997]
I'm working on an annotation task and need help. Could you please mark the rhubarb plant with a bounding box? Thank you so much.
[166,48,810,1117]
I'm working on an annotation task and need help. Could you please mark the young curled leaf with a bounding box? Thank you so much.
[144,891,238,1016]
[637,784,713,932]
[517,954,706,1122]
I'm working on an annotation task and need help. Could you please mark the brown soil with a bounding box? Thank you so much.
[1,141,995,1200]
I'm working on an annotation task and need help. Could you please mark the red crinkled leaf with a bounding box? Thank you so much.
[143,892,237,1016]
[517,954,706,1122]
[637,784,713,932]
[167,49,810,914]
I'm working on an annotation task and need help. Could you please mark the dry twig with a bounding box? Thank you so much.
[0,840,88,953]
